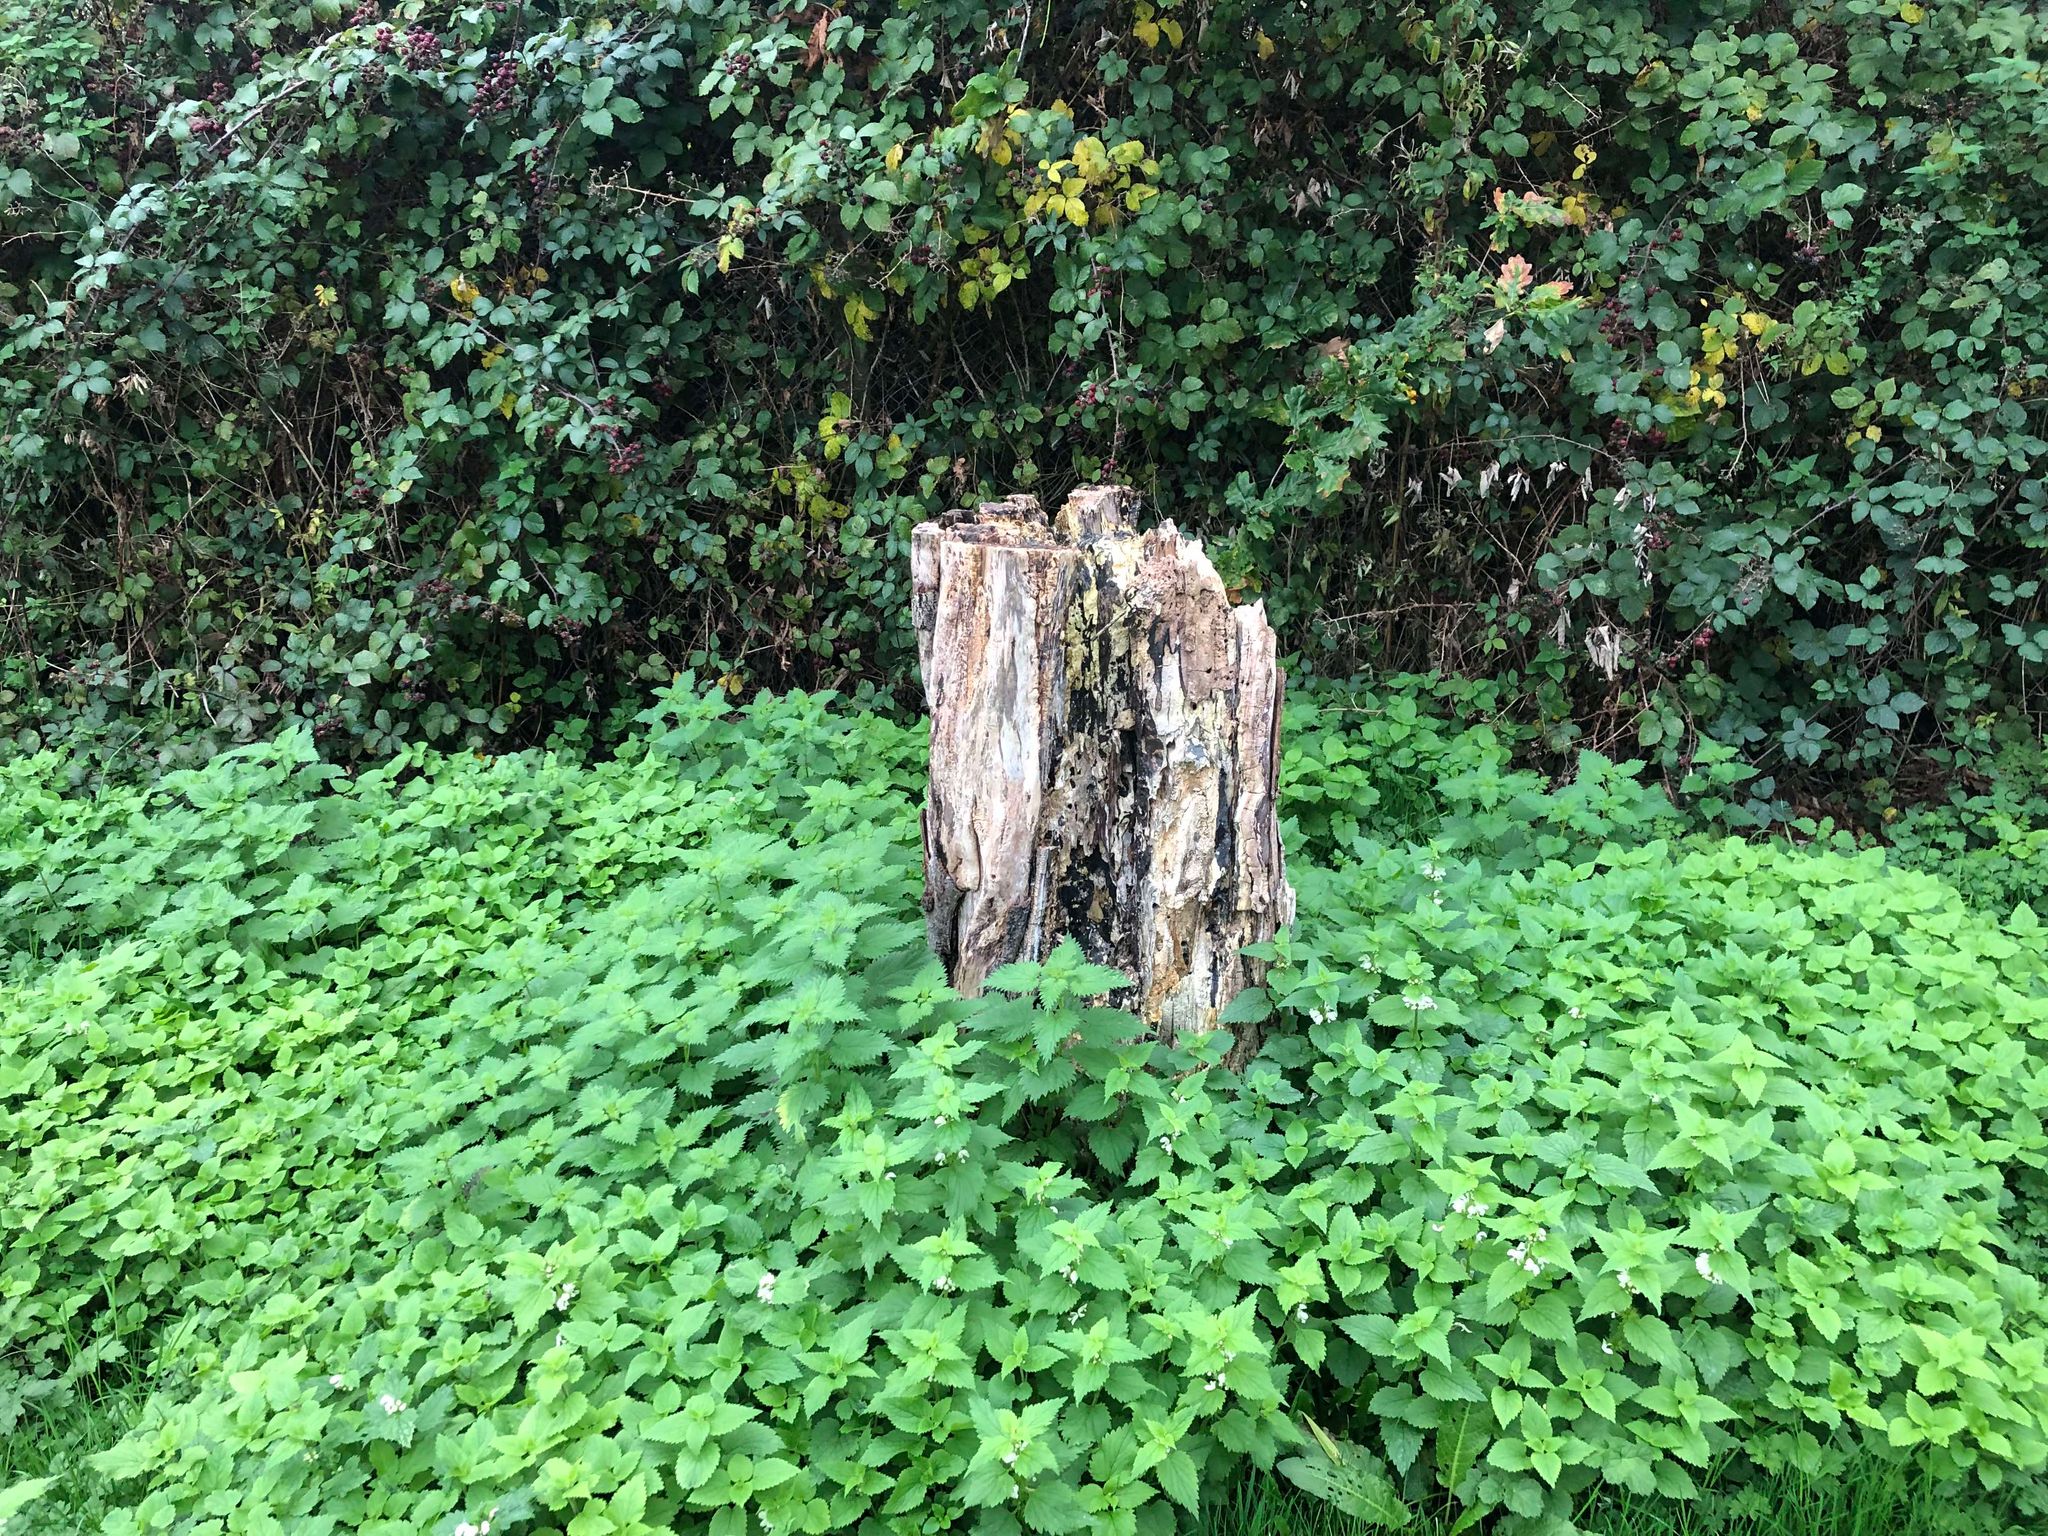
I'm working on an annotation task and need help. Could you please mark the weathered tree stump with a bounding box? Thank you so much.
[912,485,1295,1053]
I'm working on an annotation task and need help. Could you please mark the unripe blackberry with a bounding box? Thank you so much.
[402,26,441,69]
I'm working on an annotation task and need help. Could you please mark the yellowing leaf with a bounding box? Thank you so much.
[1134,18,1159,46]
[884,142,905,172]
[1739,311,1772,337]
[313,283,337,308]
[448,274,481,306]
[1072,137,1111,184]
[1256,29,1276,60]
[1899,1,1925,20]
[497,392,517,419]
[1065,196,1089,227]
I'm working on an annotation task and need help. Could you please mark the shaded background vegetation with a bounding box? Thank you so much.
[2,0,2045,808]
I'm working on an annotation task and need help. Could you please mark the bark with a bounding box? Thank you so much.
[912,485,1295,1055]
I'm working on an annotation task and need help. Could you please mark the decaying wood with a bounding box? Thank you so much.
[912,485,1295,1055]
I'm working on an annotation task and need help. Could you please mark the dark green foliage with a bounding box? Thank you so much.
[2,2,2046,802]
[4,683,2046,1535]
[1880,730,2048,916]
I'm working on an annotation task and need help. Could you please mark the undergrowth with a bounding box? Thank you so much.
[1,681,2044,1536]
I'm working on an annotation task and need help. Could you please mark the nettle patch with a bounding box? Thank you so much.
[2,685,2046,1536]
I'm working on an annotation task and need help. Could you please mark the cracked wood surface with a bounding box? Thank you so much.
[913,485,1295,1053]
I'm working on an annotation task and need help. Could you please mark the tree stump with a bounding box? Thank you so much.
[912,485,1295,1053]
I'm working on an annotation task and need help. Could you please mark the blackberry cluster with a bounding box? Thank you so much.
[402,26,441,69]
[1594,298,1635,344]
[606,438,644,475]
[358,57,387,92]
[550,617,589,642]
[419,576,483,614]
[349,1,377,23]
[522,149,553,197]
[721,48,756,81]
[190,115,224,137]
[472,54,518,118]
[373,23,393,51]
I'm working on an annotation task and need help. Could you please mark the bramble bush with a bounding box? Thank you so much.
[2,2,2046,802]
[3,682,2045,1536]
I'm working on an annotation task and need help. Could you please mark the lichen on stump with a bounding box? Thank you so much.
[912,485,1296,1055]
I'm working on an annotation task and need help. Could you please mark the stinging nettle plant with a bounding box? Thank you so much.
[1,679,2044,1536]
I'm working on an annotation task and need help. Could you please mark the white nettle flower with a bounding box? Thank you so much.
[328,1374,345,1387]
[1402,994,1436,1012]
[377,1393,407,1414]
[1308,1006,1332,1026]
[756,1271,778,1304]
[553,1281,577,1312]
[1295,1305,1310,1324]
[1695,1252,1723,1285]
[1617,1269,1637,1295]
[1569,1005,1584,1020]
[1601,1341,1615,1355]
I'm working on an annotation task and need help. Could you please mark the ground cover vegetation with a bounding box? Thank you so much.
[3,681,2045,1536]
[2,1,2047,805]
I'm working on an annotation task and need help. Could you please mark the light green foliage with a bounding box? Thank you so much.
[2,682,2047,1536]
[1,2,2044,801]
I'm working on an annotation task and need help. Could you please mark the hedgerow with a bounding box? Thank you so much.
[3,2,2046,800]
[2,683,2044,1536]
